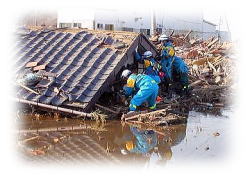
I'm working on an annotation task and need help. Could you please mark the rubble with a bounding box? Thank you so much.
[92,32,234,127]
[16,28,234,128]
[121,108,187,127]
[150,32,234,115]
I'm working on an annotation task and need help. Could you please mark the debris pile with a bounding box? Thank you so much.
[121,108,187,126]
[151,31,235,115]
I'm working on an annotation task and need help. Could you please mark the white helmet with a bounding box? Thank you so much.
[158,34,168,41]
[143,51,153,58]
[121,69,132,79]
[121,149,128,155]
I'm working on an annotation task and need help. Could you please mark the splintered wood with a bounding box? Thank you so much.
[121,108,187,126]
[150,32,234,115]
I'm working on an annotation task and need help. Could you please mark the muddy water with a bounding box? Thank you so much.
[17,109,231,166]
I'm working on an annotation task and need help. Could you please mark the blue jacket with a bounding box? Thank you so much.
[160,56,189,85]
[163,41,173,47]
[123,74,159,111]
[161,42,175,58]
[129,126,157,154]
[123,74,157,96]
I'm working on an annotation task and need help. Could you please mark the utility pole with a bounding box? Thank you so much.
[218,16,222,41]
[150,9,156,36]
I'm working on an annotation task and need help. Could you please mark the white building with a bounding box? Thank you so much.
[57,8,95,29]
[57,8,218,39]
[202,20,217,39]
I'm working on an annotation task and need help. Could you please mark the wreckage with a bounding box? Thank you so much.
[15,27,234,126]
[15,28,158,117]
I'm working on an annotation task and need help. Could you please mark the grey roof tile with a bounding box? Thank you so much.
[15,29,139,112]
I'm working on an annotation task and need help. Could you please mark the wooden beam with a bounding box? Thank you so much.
[122,109,167,121]
[207,37,219,48]
[95,103,120,114]
[16,83,39,95]
[14,98,93,118]
[183,30,192,40]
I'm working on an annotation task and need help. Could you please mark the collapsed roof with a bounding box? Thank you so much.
[15,28,157,112]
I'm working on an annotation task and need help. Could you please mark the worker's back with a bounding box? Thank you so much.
[129,74,158,90]
[172,56,189,74]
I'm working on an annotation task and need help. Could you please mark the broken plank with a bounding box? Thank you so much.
[19,136,40,144]
[183,30,192,40]
[16,83,39,95]
[124,121,167,136]
[169,30,174,37]
[207,61,216,73]
[189,80,202,87]
[95,103,120,114]
[207,37,219,48]
[122,109,167,121]
[25,62,38,68]
[33,64,46,71]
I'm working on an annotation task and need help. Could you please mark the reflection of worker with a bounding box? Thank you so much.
[146,146,172,166]
[134,50,161,84]
[156,144,173,165]
[121,70,159,113]
[123,126,157,155]
[146,124,187,166]
[158,34,189,96]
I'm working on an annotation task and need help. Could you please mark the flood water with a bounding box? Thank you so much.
[16,109,231,167]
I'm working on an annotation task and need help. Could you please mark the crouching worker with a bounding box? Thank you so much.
[121,69,159,113]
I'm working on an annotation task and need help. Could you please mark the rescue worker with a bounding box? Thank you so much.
[134,50,161,84]
[158,34,189,96]
[124,126,157,155]
[158,34,174,48]
[121,69,159,112]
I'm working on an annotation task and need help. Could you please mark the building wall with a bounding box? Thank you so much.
[199,21,216,39]
[203,21,216,33]
[57,9,205,32]
[93,9,151,33]
[155,10,204,32]
[56,8,223,40]
[57,8,95,29]
[216,30,231,42]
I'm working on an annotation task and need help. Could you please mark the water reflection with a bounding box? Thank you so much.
[106,121,187,165]
[18,114,187,166]
[120,126,157,155]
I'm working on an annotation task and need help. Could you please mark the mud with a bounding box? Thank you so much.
[16,109,231,166]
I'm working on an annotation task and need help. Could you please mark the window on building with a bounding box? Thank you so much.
[156,28,162,34]
[105,24,114,31]
[59,23,72,28]
[122,27,133,32]
[146,29,150,35]
[73,23,81,28]
[140,29,150,35]
[97,23,103,29]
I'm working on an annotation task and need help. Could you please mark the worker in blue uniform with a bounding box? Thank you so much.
[158,34,174,49]
[124,126,157,155]
[158,34,189,96]
[134,50,161,84]
[121,69,159,112]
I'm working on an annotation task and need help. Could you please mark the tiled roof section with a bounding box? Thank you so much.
[15,29,138,111]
